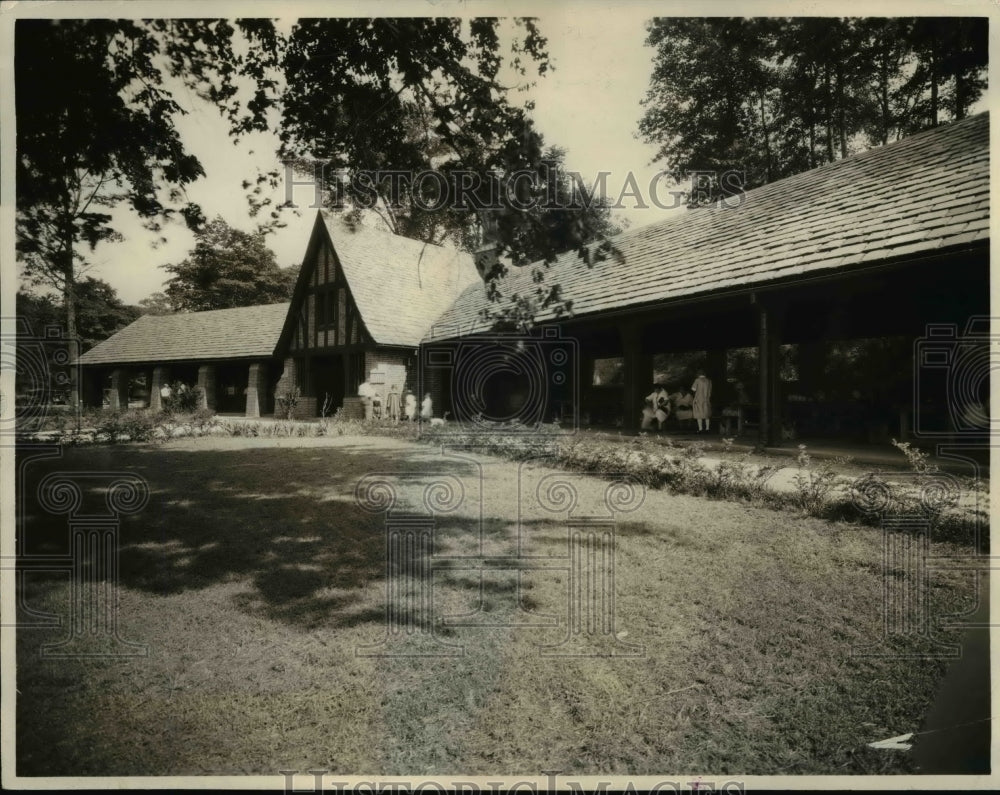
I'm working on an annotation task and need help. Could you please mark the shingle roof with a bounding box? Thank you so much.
[78,303,290,365]
[429,112,989,338]
[322,215,481,347]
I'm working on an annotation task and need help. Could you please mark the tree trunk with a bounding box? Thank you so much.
[836,63,848,158]
[880,55,890,144]
[63,230,79,409]
[806,64,817,169]
[824,63,835,161]
[759,92,773,182]
[929,35,939,126]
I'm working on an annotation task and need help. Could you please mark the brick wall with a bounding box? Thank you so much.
[340,396,365,420]
[364,349,413,399]
[293,396,317,419]
[274,357,296,398]
[273,357,303,418]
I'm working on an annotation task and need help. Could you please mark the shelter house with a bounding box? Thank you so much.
[79,112,990,445]
[428,111,989,445]
[78,214,480,419]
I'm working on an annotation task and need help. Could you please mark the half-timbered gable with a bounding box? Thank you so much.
[273,212,480,418]
[287,229,370,353]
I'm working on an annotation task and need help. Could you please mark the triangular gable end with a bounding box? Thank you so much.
[276,211,375,356]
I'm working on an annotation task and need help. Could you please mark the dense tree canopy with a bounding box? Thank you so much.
[17,279,139,353]
[16,17,619,339]
[16,279,139,404]
[266,18,619,329]
[135,292,176,316]
[638,17,989,202]
[163,217,297,312]
[15,19,236,401]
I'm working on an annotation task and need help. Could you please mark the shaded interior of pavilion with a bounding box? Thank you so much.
[81,360,281,417]
[441,247,990,466]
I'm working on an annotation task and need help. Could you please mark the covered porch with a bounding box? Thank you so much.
[80,358,280,418]
[566,246,988,449]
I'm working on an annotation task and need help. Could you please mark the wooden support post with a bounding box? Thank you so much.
[757,302,782,447]
[706,349,727,411]
[620,324,650,432]
[768,327,781,445]
[757,306,772,447]
[899,342,914,442]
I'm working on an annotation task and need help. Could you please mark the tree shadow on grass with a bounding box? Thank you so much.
[16,442,537,632]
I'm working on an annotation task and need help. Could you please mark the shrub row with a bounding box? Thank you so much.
[20,408,221,445]
[413,427,986,546]
[20,411,986,546]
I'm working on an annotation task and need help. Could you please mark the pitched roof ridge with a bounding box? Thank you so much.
[427,111,988,338]
[588,111,989,254]
[320,211,473,257]
[135,301,292,320]
[315,210,481,347]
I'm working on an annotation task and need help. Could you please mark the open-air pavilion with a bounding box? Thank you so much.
[427,112,989,448]
[79,113,989,451]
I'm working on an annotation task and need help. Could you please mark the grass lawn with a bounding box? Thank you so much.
[15,435,983,776]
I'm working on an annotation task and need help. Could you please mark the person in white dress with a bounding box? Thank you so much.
[386,384,401,422]
[691,370,713,433]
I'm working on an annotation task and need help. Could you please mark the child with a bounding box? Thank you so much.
[404,390,417,422]
[420,392,433,421]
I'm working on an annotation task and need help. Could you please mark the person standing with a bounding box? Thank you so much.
[404,390,417,422]
[691,370,713,433]
[420,392,433,421]
[386,384,401,422]
[358,379,375,420]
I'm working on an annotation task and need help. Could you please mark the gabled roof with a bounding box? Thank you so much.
[78,303,290,365]
[319,214,481,347]
[429,112,989,338]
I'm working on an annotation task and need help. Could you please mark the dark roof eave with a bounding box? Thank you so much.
[80,351,283,367]
[426,238,988,340]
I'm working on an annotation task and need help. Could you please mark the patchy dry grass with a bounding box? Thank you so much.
[15,435,980,776]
